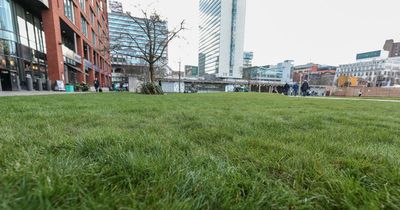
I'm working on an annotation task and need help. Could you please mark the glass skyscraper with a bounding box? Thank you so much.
[199,0,246,79]
[108,1,168,83]
[0,0,48,91]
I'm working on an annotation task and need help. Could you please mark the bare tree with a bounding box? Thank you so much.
[110,10,185,84]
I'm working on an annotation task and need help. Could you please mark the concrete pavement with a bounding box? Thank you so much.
[0,91,93,97]
[295,96,400,103]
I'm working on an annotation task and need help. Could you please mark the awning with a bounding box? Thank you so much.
[65,63,82,73]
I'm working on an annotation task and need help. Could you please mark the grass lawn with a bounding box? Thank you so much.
[0,93,399,209]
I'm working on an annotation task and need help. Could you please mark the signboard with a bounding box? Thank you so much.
[18,44,33,60]
[55,80,65,91]
[84,59,92,70]
[34,50,46,60]
[62,45,81,64]
[93,64,100,72]
[356,50,381,60]
[74,54,82,64]
[62,45,74,60]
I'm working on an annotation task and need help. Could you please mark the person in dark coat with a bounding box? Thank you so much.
[94,78,100,92]
[301,80,310,96]
[293,83,299,96]
[284,83,290,95]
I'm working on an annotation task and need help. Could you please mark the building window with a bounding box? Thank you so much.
[81,16,88,37]
[90,10,94,24]
[64,0,75,23]
[25,13,37,50]
[96,3,100,16]
[92,30,96,46]
[0,0,14,32]
[97,21,100,35]
[80,0,85,11]
[16,4,28,46]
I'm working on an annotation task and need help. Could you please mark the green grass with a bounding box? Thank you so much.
[0,93,399,209]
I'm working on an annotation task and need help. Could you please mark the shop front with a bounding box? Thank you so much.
[15,44,48,90]
[32,50,48,90]
[84,59,93,84]
[0,69,19,91]
[0,0,48,91]
[0,38,19,91]
[62,45,82,85]
[0,46,19,91]
[94,64,101,86]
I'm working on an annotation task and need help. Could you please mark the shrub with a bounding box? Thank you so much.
[81,83,89,92]
[75,84,81,92]
[140,82,164,95]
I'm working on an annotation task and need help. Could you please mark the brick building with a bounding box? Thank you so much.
[0,0,111,91]
[292,63,318,83]
[43,0,111,88]
[292,63,337,86]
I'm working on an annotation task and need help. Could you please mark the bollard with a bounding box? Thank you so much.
[16,76,21,91]
[46,80,52,91]
[0,77,2,91]
[37,78,43,91]
[27,77,33,91]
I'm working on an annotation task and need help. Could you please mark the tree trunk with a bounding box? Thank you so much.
[149,63,155,83]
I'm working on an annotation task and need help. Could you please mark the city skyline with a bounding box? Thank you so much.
[114,0,400,71]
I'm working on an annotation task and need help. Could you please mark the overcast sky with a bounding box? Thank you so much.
[116,0,400,70]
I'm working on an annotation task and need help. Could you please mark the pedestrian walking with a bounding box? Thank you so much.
[293,83,299,96]
[301,80,310,96]
[94,78,100,92]
[284,83,290,95]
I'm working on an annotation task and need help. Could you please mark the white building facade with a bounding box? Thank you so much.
[199,0,246,79]
[336,51,400,87]
[244,60,294,83]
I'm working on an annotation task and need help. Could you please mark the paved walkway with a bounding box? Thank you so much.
[0,91,92,97]
[298,96,400,103]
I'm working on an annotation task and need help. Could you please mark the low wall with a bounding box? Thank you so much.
[333,87,400,97]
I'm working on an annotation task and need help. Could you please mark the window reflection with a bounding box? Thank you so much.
[0,0,15,34]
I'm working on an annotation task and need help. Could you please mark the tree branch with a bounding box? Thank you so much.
[107,9,186,83]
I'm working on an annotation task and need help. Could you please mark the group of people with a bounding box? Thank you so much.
[282,81,311,96]
[93,78,129,92]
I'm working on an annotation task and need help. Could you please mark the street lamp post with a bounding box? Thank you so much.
[258,69,261,93]
[178,59,181,93]
[299,72,303,96]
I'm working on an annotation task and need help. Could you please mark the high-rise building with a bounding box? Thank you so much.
[0,0,112,91]
[384,39,400,58]
[243,51,253,67]
[109,0,123,13]
[185,65,199,77]
[198,0,246,79]
[108,3,169,84]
